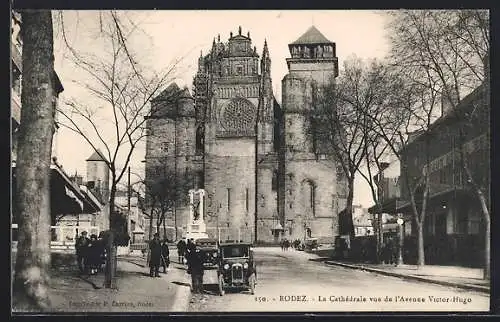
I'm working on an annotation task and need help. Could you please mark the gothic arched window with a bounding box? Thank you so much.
[306,180,317,217]
[196,125,204,154]
[272,170,278,191]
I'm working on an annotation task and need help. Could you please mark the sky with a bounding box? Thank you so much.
[52,10,390,207]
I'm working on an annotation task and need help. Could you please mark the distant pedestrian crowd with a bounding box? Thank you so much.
[75,231,106,275]
[280,238,305,251]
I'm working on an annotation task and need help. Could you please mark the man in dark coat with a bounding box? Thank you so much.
[187,244,204,293]
[75,231,90,274]
[177,238,186,263]
[185,238,196,267]
[149,233,162,277]
[161,238,170,273]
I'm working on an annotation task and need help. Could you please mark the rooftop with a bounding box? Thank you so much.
[86,149,108,162]
[290,25,333,45]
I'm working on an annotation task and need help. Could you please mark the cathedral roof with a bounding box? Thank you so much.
[179,87,193,99]
[290,26,333,45]
[153,82,181,101]
[86,149,108,162]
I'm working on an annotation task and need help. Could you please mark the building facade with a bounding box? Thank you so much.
[396,82,490,266]
[11,10,103,252]
[145,26,347,243]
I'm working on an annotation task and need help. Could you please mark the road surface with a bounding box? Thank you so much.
[188,247,489,312]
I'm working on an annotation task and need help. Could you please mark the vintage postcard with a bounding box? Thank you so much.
[11,9,491,313]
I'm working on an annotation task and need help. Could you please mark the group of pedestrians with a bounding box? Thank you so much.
[148,235,206,293]
[280,238,291,251]
[148,233,170,277]
[75,231,106,275]
[381,236,399,265]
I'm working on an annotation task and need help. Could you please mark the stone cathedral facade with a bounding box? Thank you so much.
[145,26,347,243]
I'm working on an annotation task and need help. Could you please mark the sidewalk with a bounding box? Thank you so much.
[325,260,489,293]
[45,256,192,312]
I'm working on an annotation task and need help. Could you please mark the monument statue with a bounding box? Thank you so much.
[185,189,209,241]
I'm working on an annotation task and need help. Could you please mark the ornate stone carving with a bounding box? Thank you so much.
[218,97,256,136]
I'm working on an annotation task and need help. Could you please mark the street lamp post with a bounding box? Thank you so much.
[396,217,404,266]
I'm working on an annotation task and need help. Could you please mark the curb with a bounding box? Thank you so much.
[168,265,192,312]
[325,261,490,294]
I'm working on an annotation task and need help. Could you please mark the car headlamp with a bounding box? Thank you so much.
[243,262,249,269]
[223,263,230,270]
[213,252,218,257]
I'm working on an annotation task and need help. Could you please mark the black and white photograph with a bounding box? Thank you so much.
[10,8,491,313]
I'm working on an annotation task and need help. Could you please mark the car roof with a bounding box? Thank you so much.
[196,238,218,242]
[219,242,252,247]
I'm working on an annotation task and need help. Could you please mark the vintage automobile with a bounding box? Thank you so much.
[217,242,257,296]
[194,238,220,285]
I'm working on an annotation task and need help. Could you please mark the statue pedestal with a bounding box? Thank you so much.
[185,221,209,240]
[185,189,209,241]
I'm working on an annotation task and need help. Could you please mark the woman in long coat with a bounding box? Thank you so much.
[87,234,102,275]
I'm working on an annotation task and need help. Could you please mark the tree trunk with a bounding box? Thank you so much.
[163,217,166,240]
[104,180,117,288]
[410,187,426,267]
[469,179,490,280]
[483,206,490,280]
[463,159,490,280]
[416,222,425,266]
[345,177,355,236]
[377,212,383,263]
[13,10,55,312]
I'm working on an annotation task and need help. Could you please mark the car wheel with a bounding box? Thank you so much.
[249,274,256,295]
[218,275,225,296]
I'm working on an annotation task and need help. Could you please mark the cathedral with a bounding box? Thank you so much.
[145,26,347,243]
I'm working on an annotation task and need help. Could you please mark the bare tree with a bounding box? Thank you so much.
[312,56,387,239]
[55,11,179,288]
[13,10,56,311]
[386,9,490,277]
[137,164,187,241]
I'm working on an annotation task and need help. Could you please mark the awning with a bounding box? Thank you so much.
[368,197,405,215]
[11,164,103,217]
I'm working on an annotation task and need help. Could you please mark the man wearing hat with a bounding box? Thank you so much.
[75,231,90,274]
[149,233,162,277]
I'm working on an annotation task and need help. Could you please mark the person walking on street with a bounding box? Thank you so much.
[149,233,162,277]
[87,234,102,275]
[177,238,186,263]
[75,231,90,274]
[161,238,170,273]
[186,238,196,261]
[187,244,204,294]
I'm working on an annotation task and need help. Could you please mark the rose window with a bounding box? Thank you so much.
[220,98,256,134]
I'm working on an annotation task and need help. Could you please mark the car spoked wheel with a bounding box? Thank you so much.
[249,274,256,295]
[218,275,225,296]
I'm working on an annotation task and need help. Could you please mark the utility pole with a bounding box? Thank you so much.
[127,166,131,248]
